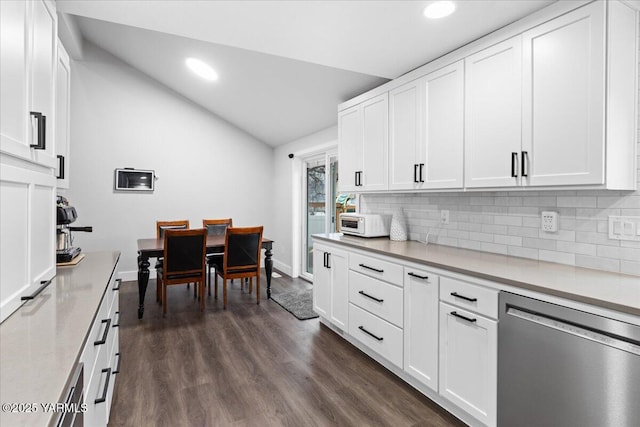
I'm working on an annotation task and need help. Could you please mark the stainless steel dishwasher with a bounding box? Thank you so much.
[498,291,640,427]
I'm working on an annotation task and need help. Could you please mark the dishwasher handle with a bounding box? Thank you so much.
[507,306,640,356]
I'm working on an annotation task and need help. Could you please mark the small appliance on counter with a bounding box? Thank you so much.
[56,196,92,263]
[339,213,391,237]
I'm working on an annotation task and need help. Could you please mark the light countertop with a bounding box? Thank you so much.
[0,251,120,427]
[313,234,640,318]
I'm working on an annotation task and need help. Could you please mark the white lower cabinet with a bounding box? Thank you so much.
[313,239,500,426]
[349,303,403,368]
[439,301,497,427]
[403,267,439,392]
[82,273,120,427]
[312,243,349,330]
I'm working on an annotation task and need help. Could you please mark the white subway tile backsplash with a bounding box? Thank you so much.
[621,260,640,276]
[575,255,620,273]
[508,246,539,260]
[482,224,508,235]
[523,238,557,251]
[495,215,523,226]
[556,241,597,256]
[469,231,494,243]
[539,250,575,265]
[494,235,523,246]
[557,196,597,208]
[481,242,508,255]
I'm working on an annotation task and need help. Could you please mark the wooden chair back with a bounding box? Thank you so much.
[223,226,263,276]
[202,218,233,236]
[163,228,207,281]
[156,220,189,239]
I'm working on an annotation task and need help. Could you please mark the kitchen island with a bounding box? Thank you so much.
[0,251,120,427]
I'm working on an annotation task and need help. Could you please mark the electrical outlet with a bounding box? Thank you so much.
[441,210,450,225]
[541,211,558,232]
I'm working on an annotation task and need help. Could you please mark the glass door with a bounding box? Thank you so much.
[301,152,338,280]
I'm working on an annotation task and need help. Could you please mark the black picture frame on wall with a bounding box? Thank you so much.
[114,168,155,192]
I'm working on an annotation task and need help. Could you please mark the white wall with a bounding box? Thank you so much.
[271,126,337,277]
[67,43,274,278]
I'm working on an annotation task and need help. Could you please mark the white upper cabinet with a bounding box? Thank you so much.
[338,93,388,192]
[0,0,57,168]
[464,36,522,189]
[422,61,464,189]
[389,80,421,190]
[522,1,605,187]
[339,0,637,193]
[55,40,71,189]
[389,61,464,191]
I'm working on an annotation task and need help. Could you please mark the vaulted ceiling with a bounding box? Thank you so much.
[57,0,556,146]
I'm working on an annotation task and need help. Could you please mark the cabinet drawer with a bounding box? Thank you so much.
[81,294,112,374]
[440,276,498,319]
[349,252,403,286]
[349,303,403,368]
[349,271,403,327]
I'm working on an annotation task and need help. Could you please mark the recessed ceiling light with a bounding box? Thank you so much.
[185,57,218,81]
[423,1,456,19]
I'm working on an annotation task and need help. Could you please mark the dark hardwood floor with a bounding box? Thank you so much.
[108,272,465,427]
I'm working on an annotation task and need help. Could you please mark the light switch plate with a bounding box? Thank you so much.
[541,211,558,232]
[609,216,640,241]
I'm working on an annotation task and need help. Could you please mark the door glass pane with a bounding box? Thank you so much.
[306,159,325,275]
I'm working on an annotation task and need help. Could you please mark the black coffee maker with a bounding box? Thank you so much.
[56,196,92,263]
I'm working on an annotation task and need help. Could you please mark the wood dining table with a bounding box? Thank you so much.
[136,235,274,319]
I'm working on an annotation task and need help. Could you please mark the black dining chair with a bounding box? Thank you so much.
[156,228,207,316]
[155,220,191,297]
[213,226,263,309]
[202,218,233,297]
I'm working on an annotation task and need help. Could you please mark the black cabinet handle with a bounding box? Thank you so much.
[94,368,112,404]
[30,111,46,150]
[450,311,477,323]
[358,263,384,273]
[354,171,359,186]
[408,272,429,280]
[113,278,122,291]
[413,164,419,183]
[94,318,111,346]
[450,292,477,302]
[113,311,120,328]
[56,155,65,179]
[358,325,384,341]
[323,252,327,268]
[21,278,53,301]
[326,252,331,269]
[419,163,425,182]
[511,152,518,177]
[521,151,528,177]
[358,290,384,303]
[113,352,122,375]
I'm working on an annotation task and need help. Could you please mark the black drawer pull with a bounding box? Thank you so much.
[359,264,384,273]
[413,164,419,183]
[451,292,477,302]
[94,318,111,345]
[358,326,383,341]
[21,278,53,301]
[112,278,122,291]
[94,368,112,404]
[408,272,429,280]
[419,163,425,182]
[113,311,120,328]
[450,311,477,323]
[113,352,122,375]
[511,152,518,177]
[358,290,384,303]
[521,151,528,177]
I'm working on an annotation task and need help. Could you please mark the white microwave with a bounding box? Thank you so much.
[340,213,391,237]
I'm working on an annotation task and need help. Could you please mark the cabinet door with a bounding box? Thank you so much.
[522,2,605,187]
[0,0,30,158]
[389,80,421,191]
[404,268,439,391]
[465,36,522,188]
[312,245,330,318]
[422,61,464,189]
[361,93,388,192]
[338,106,361,193]
[329,248,349,331]
[439,302,497,427]
[55,40,71,188]
[30,0,57,168]
[0,163,56,322]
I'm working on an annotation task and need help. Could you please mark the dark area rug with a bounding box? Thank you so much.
[271,288,319,320]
